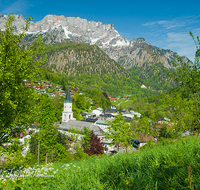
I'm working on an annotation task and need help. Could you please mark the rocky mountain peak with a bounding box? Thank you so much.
[0,14,191,69]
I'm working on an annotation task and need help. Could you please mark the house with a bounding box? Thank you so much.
[104,108,117,114]
[111,105,117,109]
[92,108,103,116]
[34,81,40,84]
[137,134,156,147]
[99,114,114,118]
[141,84,147,89]
[81,112,96,118]
[78,91,84,95]
[130,111,141,118]
[110,98,116,102]
[36,86,40,90]
[82,118,98,123]
[95,119,109,126]
[26,84,32,88]
[56,85,61,89]
[120,109,134,119]
[38,89,46,94]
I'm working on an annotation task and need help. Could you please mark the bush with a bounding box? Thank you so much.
[54,143,73,162]
[3,150,24,169]
[74,146,87,161]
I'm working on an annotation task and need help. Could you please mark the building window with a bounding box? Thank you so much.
[69,115,71,119]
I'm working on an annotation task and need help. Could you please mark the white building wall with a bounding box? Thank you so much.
[62,102,73,123]
[92,109,102,116]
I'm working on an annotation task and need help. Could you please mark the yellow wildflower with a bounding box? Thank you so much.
[125,180,129,184]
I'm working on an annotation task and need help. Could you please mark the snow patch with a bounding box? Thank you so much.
[111,39,130,47]
[63,27,72,38]
[51,24,61,30]
[25,31,36,34]
[91,37,101,44]
[62,27,81,38]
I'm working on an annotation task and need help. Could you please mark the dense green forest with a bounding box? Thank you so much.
[128,63,177,91]
[34,42,163,97]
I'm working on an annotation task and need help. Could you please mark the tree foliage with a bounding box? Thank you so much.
[167,32,200,138]
[0,15,44,145]
[83,131,105,156]
[105,114,134,150]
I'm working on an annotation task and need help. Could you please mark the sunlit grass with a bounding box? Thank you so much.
[1,136,200,189]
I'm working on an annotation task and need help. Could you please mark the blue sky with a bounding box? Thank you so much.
[1,0,200,62]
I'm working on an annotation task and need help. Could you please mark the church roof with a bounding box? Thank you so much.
[64,87,72,103]
[59,120,104,136]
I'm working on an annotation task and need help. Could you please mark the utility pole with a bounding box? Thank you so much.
[38,140,40,165]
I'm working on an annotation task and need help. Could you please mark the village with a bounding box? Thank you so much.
[10,85,178,160]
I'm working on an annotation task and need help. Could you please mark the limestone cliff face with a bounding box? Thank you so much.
[0,14,191,70]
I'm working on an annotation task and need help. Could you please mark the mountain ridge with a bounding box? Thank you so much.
[0,14,191,70]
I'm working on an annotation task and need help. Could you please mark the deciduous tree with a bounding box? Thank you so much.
[0,15,44,145]
[105,114,134,151]
[168,32,200,139]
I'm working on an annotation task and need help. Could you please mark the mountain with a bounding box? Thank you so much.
[0,14,192,92]
[39,42,150,97]
[0,14,191,70]
[43,43,128,77]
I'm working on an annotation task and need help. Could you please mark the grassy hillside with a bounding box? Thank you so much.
[1,136,200,189]
[129,63,177,91]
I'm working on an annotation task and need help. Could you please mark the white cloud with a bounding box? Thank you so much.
[165,32,196,61]
[142,16,200,62]
[0,0,32,15]
[143,16,200,30]
[143,19,185,29]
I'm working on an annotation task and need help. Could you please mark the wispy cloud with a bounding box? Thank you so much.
[165,32,196,61]
[0,0,32,15]
[143,16,200,30]
[143,20,185,29]
[142,16,200,62]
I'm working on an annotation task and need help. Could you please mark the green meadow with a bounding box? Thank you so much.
[1,135,200,190]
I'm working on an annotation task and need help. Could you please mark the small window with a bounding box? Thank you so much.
[69,115,71,119]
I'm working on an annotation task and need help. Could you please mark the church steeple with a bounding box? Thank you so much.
[64,87,72,103]
[62,86,73,123]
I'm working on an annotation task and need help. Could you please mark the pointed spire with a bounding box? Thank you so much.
[64,87,72,103]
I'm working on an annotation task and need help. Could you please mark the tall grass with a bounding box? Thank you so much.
[1,136,200,189]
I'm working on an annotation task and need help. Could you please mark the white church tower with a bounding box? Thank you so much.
[62,87,73,123]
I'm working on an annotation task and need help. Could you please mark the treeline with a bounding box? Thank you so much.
[37,67,159,97]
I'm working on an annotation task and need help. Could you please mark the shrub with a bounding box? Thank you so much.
[54,143,73,162]
[74,146,87,161]
[84,131,105,156]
